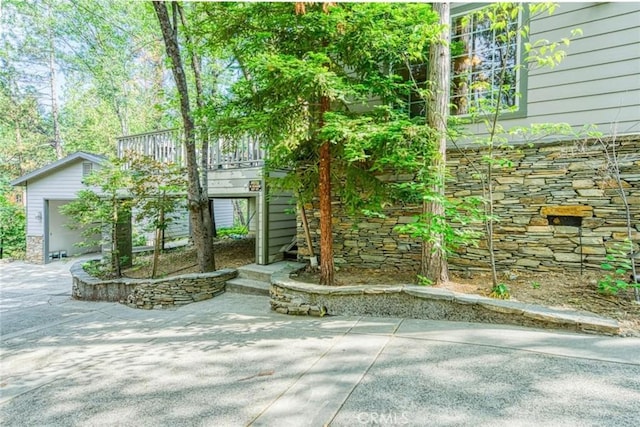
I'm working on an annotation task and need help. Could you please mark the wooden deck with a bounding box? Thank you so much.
[116,129,265,170]
[116,129,296,266]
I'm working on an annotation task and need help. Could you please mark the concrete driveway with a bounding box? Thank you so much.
[1,258,640,426]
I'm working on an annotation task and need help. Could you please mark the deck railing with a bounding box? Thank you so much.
[117,129,184,165]
[211,135,264,169]
[116,129,265,169]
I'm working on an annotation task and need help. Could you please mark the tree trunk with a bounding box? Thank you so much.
[47,5,63,160]
[318,95,334,286]
[177,4,209,198]
[421,2,450,285]
[111,200,121,278]
[152,204,164,278]
[210,199,217,238]
[15,123,24,175]
[232,199,247,227]
[115,104,129,136]
[153,1,215,272]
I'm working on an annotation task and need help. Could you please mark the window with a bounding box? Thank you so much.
[401,3,524,118]
[397,63,428,119]
[450,3,522,116]
[82,162,93,177]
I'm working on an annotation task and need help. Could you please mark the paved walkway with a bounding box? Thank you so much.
[1,258,640,426]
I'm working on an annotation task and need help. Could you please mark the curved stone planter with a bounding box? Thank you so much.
[71,260,237,309]
[270,272,620,335]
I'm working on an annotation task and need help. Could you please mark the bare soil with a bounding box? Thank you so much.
[123,240,640,336]
[122,237,256,279]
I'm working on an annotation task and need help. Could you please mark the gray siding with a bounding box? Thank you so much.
[267,190,297,262]
[212,198,235,229]
[523,2,639,134]
[164,203,190,240]
[463,2,640,139]
[265,170,297,262]
[25,160,101,237]
[207,167,263,195]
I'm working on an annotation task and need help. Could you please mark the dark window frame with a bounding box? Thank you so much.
[401,3,529,121]
[450,2,529,120]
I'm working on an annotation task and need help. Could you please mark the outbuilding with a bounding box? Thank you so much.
[11,152,105,264]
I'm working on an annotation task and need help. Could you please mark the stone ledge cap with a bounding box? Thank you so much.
[271,276,621,335]
[71,260,237,286]
[404,286,455,301]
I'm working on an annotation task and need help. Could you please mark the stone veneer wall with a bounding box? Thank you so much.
[71,260,237,309]
[26,235,44,264]
[270,275,619,335]
[298,137,640,273]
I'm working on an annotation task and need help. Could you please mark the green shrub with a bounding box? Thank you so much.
[598,241,638,295]
[0,193,26,259]
[490,283,510,299]
[217,225,249,238]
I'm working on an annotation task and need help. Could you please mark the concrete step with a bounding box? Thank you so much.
[237,261,306,282]
[225,278,270,296]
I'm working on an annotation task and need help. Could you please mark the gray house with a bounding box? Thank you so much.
[444,1,640,272]
[301,2,640,273]
[456,1,638,138]
[113,2,640,272]
[10,152,106,263]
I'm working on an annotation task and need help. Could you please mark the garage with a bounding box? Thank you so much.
[10,152,105,264]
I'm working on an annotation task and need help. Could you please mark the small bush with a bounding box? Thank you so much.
[416,274,434,286]
[82,260,110,279]
[598,241,638,295]
[490,283,511,299]
[217,225,249,238]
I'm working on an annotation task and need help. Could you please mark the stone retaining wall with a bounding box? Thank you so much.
[270,274,619,335]
[298,137,640,273]
[71,260,237,309]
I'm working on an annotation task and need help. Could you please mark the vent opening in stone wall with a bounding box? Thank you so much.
[548,215,584,274]
[548,215,582,227]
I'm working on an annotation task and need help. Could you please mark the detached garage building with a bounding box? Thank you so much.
[11,151,242,265]
[11,152,105,264]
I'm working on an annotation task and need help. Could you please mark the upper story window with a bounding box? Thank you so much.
[402,3,524,119]
[450,3,522,116]
[398,63,428,119]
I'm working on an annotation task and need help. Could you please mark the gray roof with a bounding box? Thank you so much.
[10,151,107,186]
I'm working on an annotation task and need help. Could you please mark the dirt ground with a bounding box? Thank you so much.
[123,237,256,278]
[124,239,639,336]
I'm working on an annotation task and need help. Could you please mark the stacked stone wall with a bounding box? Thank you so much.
[298,137,640,274]
[125,270,234,309]
[71,260,237,309]
[26,235,44,264]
